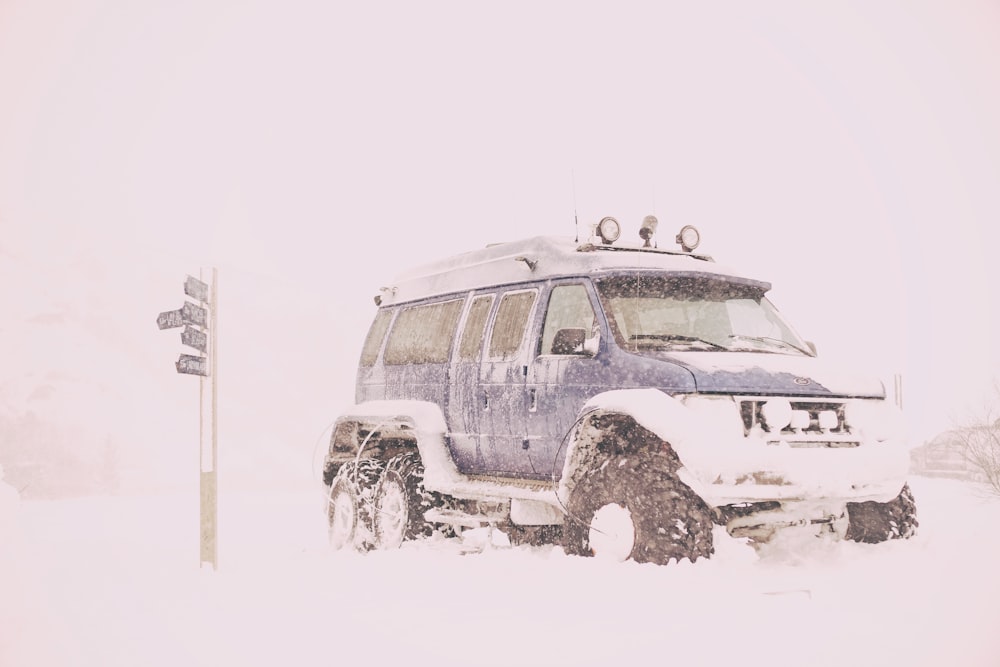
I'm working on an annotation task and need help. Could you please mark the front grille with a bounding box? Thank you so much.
[739,398,859,447]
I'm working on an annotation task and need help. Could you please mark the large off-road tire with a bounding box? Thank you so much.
[371,451,442,550]
[326,458,386,551]
[845,482,918,544]
[561,451,714,565]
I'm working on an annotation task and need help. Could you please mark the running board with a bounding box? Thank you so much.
[422,470,560,505]
[424,507,506,529]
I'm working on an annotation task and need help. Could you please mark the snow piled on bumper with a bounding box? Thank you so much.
[578,388,910,507]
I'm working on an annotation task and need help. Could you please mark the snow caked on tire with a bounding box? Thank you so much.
[327,458,386,551]
[371,451,443,549]
[562,450,714,565]
[845,482,918,544]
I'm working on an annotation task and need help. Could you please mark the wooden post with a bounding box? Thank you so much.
[199,268,219,569]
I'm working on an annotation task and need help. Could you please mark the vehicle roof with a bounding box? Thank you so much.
[378,236,771,306]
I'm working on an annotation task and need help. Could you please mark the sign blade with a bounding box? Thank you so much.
[176,353,209,376]
[156,309,184,330]
[185,275,210,303]
[181,301,208,328]
[180,326,208,353]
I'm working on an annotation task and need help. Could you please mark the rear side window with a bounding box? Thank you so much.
[359,309,393,367]
[488,291,536,360]
[458,295,493,361]
[384,299,464,365]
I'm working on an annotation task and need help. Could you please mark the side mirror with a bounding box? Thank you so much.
[552,328,587,355]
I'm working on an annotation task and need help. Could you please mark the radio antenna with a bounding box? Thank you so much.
[572,169,579,242]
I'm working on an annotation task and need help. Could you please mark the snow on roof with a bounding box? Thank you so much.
[379,236,769,306]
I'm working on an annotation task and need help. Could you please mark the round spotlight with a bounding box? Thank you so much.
[597,217,621,245]
[790,410,810,430]
[818,411,839,431]
[675,225,701,252]
[761,399,793,432]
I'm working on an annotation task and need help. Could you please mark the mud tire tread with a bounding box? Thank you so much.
[373,451,445,548]
[845,482,918,544]
[561,450,714,565]
[327,458,386,551]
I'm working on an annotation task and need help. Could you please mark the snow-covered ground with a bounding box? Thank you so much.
[2,476,998,667]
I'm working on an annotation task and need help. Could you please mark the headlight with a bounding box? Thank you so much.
[846,400,899,442]
[790,410,810,430]
[818,410,839,431]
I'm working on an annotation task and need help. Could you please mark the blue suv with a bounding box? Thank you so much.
[323,219,916,564]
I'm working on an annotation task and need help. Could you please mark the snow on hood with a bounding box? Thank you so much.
[666,351,885,398]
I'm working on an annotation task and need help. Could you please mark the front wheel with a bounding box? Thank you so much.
[845,483,918,543]
[561,451,714,565]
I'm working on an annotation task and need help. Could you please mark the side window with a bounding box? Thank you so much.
[359,309,393,366]
[384,299,464,365]
[541,284,597,355]
[458,295,493,361]
[488,291,536,360]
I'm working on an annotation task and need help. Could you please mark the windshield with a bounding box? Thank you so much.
[595,274,812,355]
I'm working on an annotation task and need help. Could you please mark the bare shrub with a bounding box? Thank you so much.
[956,389,1000,496]
[958,423,1000,495]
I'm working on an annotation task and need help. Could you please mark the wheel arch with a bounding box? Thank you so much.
[324,400,463,492]
[557,388,700,501]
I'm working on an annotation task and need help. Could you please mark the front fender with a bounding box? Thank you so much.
[557,389,911,508]
[557,388,709,501]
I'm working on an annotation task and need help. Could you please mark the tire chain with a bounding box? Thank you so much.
[330,457,387,550]
[562,449,714,565]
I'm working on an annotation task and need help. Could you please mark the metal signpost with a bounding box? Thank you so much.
[157,270,218,569]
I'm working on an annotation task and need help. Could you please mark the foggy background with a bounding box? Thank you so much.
[1,1,998,496]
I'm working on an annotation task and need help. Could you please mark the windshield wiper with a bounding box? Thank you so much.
[727,335,812,356]
[629,334,727,350]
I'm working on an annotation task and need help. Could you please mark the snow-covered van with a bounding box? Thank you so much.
[323,218,916,564]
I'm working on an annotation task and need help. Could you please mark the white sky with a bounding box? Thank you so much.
[1,1,999,481]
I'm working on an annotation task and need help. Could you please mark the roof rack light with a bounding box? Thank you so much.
[676,225,701,252]
[596,217,620,245]
[639,215,658,247]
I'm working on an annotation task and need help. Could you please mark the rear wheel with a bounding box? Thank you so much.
[372,452,440,549]
[562,451,714,565]
[326,458,386,551]
[845,483,918,543]
[327,474,357,550]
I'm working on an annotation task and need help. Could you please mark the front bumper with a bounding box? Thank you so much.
[676,436,910,509]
